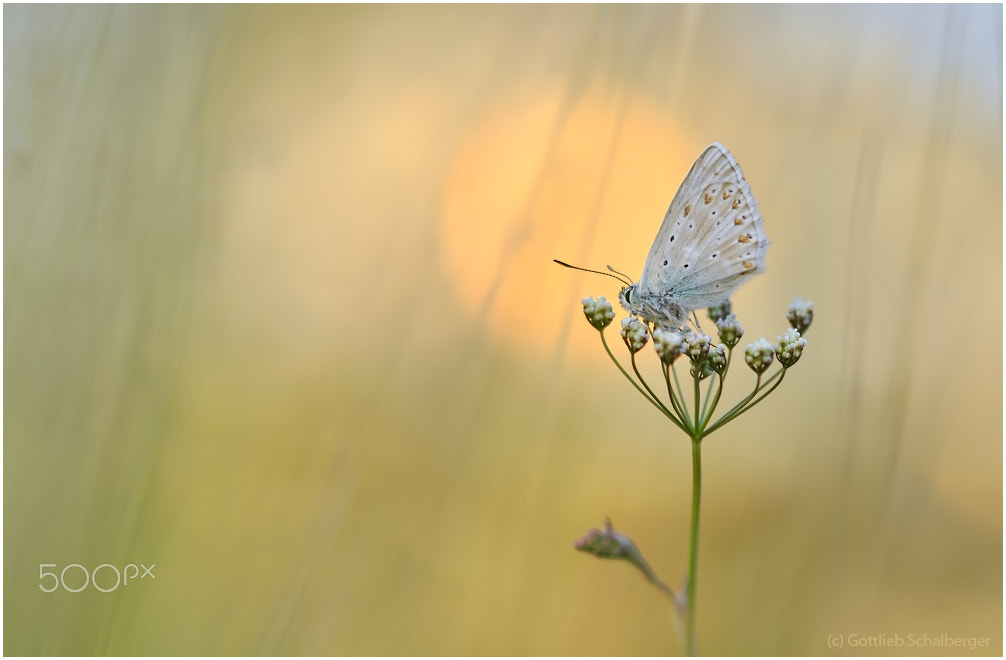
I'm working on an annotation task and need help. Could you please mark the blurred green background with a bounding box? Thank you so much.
[4,4,1001,656]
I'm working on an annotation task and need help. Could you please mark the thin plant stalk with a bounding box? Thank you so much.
[573,295,812,656]
[685,437,702,656]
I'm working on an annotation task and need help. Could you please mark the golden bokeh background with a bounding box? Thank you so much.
[5,4,1001,655]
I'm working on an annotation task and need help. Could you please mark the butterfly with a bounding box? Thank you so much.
[617,142,768,330]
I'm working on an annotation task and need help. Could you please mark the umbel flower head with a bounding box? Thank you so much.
[715,314,744,348]
[652,328,686,364]
[744,338,774,374]
[581,296,615,331]
[707,299,732,323]
[787,297,814,334]
[574,293,814,435]
[683,333,723,380]
[775,328,807,368]
[621,317,649,354]
[707,343,728,375]
[685,333,711,362]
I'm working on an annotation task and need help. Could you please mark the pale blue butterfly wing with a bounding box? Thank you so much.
[622,143,768,328]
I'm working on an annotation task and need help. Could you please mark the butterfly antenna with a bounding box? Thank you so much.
[605,265,635,284]
[553,259,632,286]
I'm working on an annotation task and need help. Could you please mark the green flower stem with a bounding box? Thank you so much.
[671,363,693,430]
[731,371,769,411]
[701,348,736,429]
[720,347,735,381]
[631,353,685,432]
[705,369,770,435]
[684,436,702,656]
[637,558,677,602]
[731,368,788,417]
[692,377,701,435]
[701,377,759,437]
[663,363,693,431]
[600,330,683,429]
[698,374,725,434]
[698,374,719,428]
[704,367,786,436]
[599,329,660,407]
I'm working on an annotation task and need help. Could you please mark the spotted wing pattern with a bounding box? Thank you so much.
[630,143,768,327]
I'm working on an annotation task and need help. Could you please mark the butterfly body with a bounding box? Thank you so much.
[620,143,768,329]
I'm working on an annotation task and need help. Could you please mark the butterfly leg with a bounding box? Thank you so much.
[690,311,706,335]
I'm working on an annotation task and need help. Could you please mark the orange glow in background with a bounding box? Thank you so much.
[439,85,692,355]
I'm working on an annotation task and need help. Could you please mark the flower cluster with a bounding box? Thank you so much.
[620,317,649,354]
[787,297,814,335]
[652,328,686,364]
[682,333,726,380]
[581,296,616,331]
[738,298,813,375]
[707,299,732,323]
[571,288,815,656]
[744,338,774,374]
[776,328,807,368]
[715,315,744,348]
[576,295,814,435]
